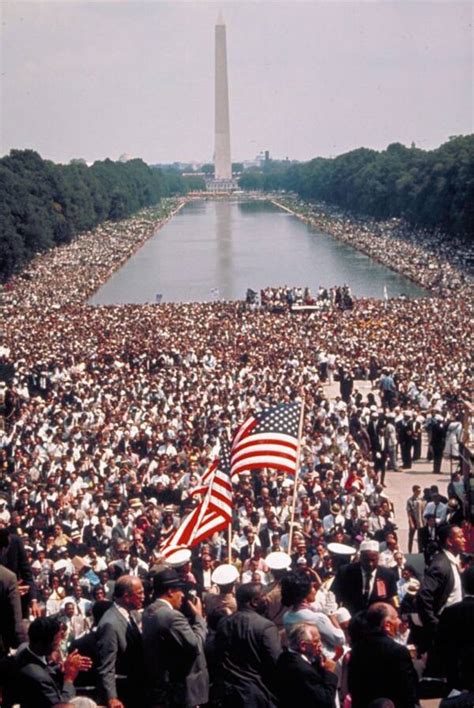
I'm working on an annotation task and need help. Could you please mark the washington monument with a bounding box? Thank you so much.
[214,13,232,181]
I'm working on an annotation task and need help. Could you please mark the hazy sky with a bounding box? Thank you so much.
[1,0,472,165]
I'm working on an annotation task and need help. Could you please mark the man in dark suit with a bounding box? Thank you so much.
[418,514,440,564]
[348,603,418,708]
[0,528,40,618]
[239,528,261,563]
[276,622,338,707]
[435,564,474,690]
[96,574,145,708]
[215,582,282,707]
[417,525,465,645]
[12,616,92,708]
[259,516,282,554]
[332,540,398,616]
[142,567,208,708]
[0,564,27,657]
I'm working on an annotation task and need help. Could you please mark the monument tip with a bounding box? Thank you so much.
[216,11,225,26]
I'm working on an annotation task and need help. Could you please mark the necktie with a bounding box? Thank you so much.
[363,571,373,602]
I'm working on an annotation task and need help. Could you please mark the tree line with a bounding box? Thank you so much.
[239,136,474,239]
[0,150,192,282]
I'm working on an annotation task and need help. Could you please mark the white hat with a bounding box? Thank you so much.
[53,559,69,571]
[265,551,292,570]
[360,540,379,553]
[327,542,356,556]
[165,548,191,568]
[211,564,239,585]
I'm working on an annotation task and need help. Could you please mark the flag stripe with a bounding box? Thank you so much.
[159,440,233,555]
[230,403,301,478]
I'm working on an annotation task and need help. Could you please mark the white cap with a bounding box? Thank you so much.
[265,551,292,570]
[211,564,239,585]
[166,548,191,567]
[53,559,69,571]
[327,542,356,556]
[360,540,379,553]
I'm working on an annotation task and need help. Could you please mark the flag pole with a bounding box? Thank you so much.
[228,521,233,565]
[288,398,306,553]
[188,461,217,547]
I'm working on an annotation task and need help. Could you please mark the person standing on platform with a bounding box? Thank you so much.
[276,622,338,707]
[96,575,145,708]
[332,540,398,616]
[348,603,418,708]
[215,582,281,708]
[417,525,465,650]
[0,564,27,659]
[142,567,208,708]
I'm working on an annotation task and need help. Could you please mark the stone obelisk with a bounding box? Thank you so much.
[214,13,232,181]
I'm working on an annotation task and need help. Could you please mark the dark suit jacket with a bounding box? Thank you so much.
[215,607,282,707]
[96,603,144,705]
[142,597,208,707]
[13,645,76,708]
[419,526,440,562]
[276,649,338,708]
[435,596,474,689]
[348,631,418,708]
[0,565,27,655]
[332,562,398,615]
[417,551,455,632]
[0,534,37,608]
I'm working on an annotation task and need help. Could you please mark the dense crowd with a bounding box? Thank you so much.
[277,198,473,299]
[0,199,473,707]
[1,200,183,308]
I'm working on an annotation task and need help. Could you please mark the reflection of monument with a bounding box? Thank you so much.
[209,13,235,191]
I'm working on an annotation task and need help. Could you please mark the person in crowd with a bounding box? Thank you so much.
[434,564,474,691]
[276,622,338,707]
[347,603,418,708]
[419,514,440,564]
[204,563,238,616]
[0,527,40,618]
[417,525,465,647]
[96,575,145,708]
[142,567,208,708]
[406,485,425,554]
[68,599,113,703]
[215,582,281,707]
[12,616,93,708]
[0,564,27,658]
[281,571,345,652]
[332,540,398,616]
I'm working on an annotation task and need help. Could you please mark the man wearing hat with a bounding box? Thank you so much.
[264,552,292,630]
[204,564,238,617]
[142,567,208,707]
[332,540,398,616]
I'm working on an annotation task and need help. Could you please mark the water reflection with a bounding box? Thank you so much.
[89,200,428,305]
[215,201,234,298]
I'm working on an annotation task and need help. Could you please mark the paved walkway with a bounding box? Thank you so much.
[322,379,453,552]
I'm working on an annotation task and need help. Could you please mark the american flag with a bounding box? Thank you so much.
[230,402,302,478]
[161,441,233,556]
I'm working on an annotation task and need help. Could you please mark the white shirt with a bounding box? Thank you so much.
[441,550,463,610]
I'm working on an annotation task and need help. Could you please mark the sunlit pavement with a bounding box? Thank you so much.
[322,380,448,552]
